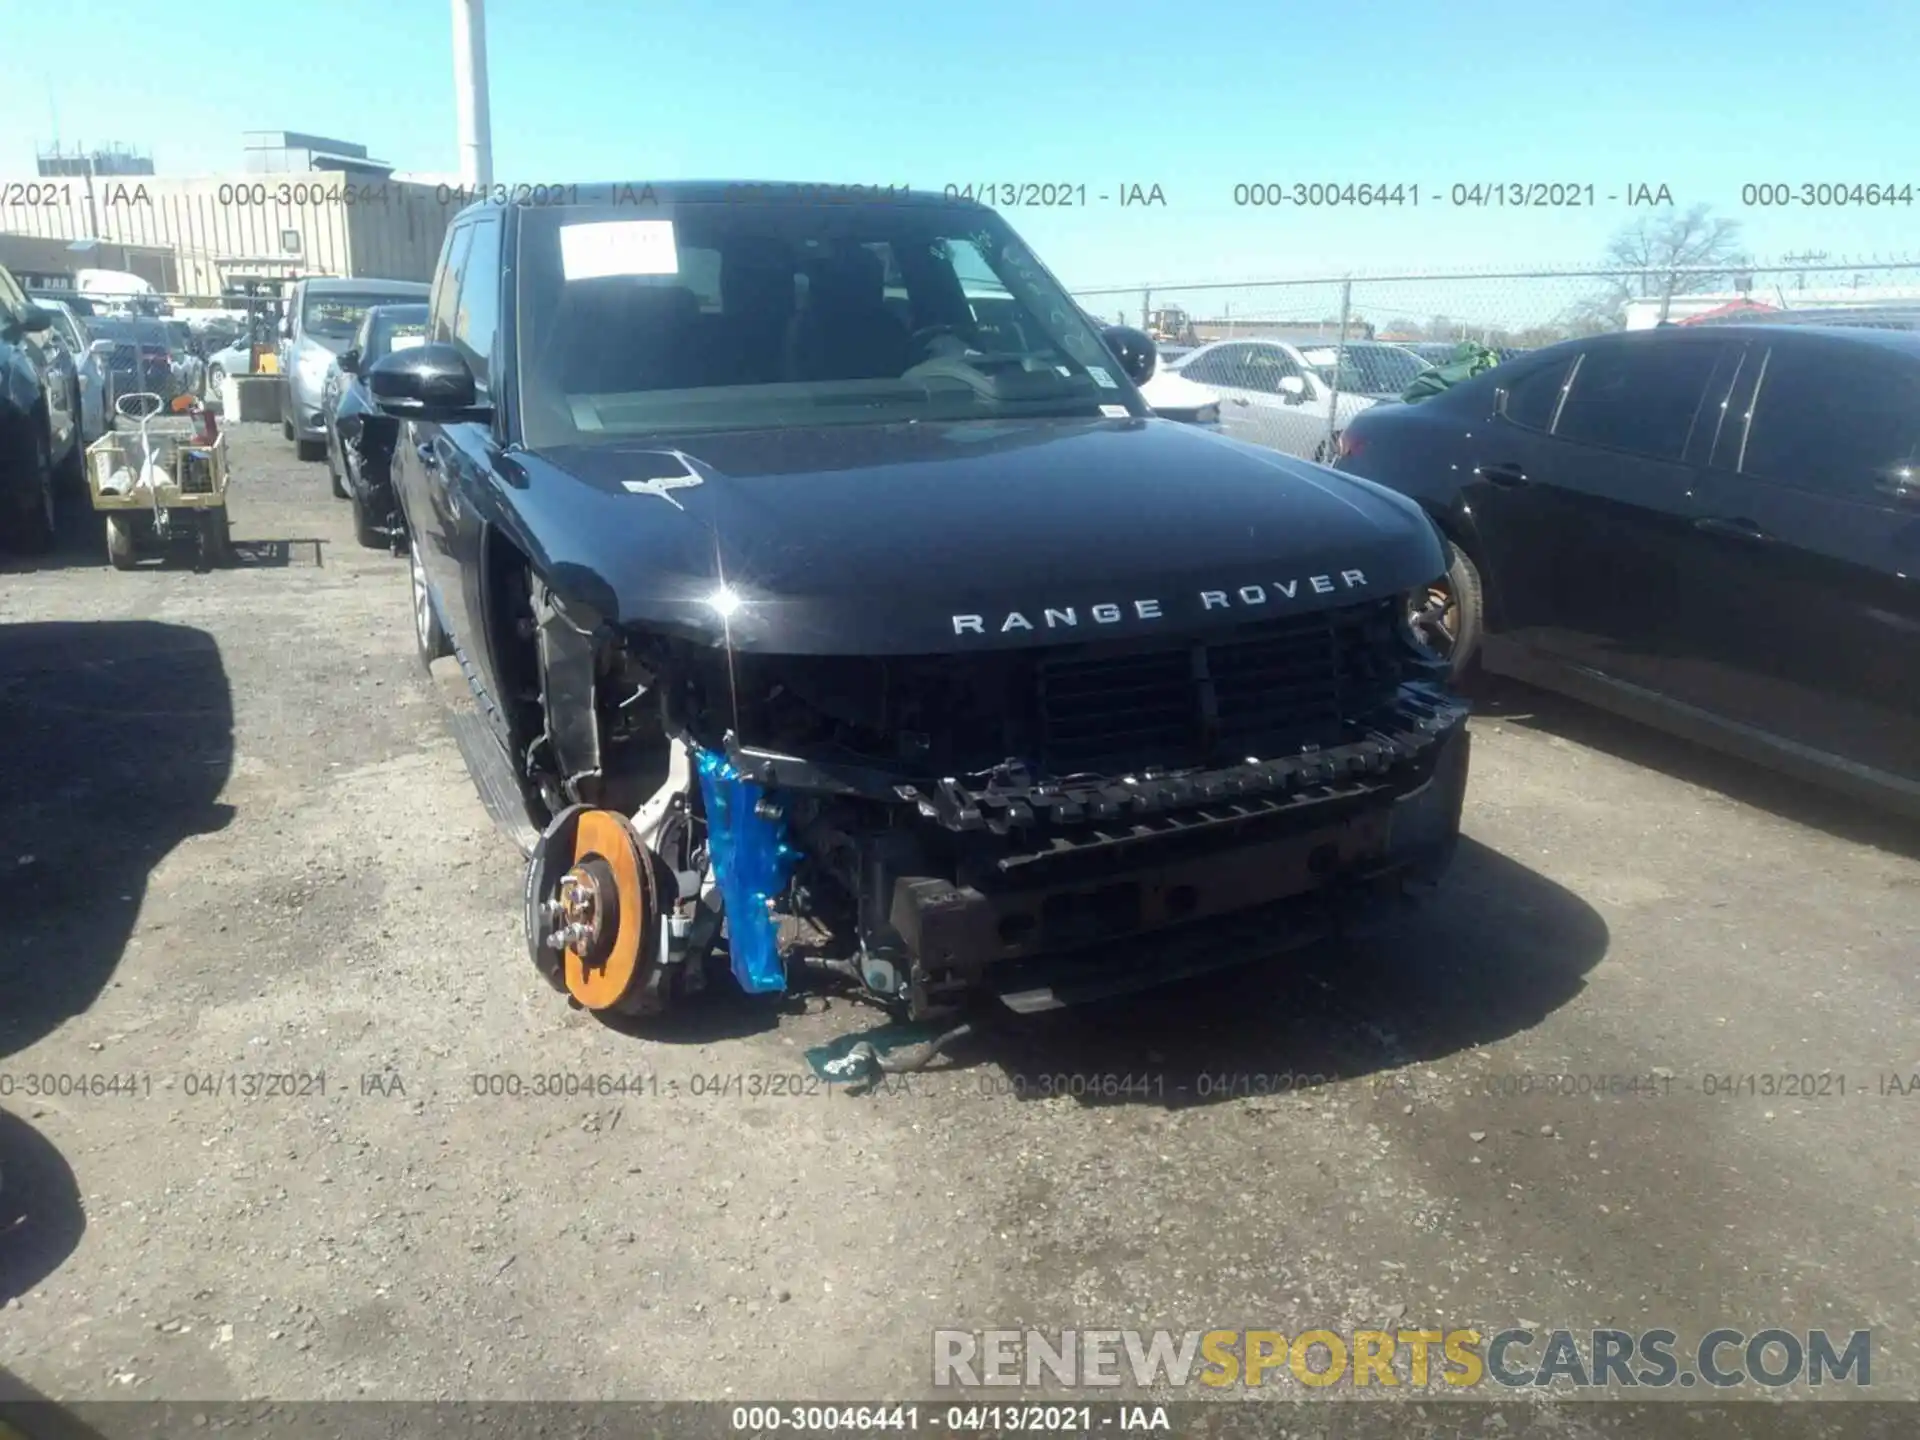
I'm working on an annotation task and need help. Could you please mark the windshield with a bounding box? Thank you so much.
[1296,342,1431,396]
[302,293,399,349]
[515,199,1142,449]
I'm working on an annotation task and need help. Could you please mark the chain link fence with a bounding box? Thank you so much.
[1074,256,1920,459]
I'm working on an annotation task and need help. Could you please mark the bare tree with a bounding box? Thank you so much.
[1558,204,1747,332]
[1604,204,1747,299]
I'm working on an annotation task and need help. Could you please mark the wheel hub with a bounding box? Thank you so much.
[548,856,621,967]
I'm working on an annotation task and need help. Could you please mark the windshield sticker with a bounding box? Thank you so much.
[1301,348,1339,366]
[560,220,680,280]
[1088,366,1118,389]
[389,334,425,352]
[1100,404,1130,418]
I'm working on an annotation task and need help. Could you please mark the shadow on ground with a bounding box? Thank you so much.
[0,620,235,1060]
[0,1108,83,1306]
[1469,673,1920,860]
[911,834,1609,1109]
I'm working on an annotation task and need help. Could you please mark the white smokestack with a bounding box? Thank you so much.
[451,0,494,189]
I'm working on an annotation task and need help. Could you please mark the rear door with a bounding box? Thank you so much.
[1469,335,1736,690]
[395,222,473,642]
[438,212,507,695]
[1687,334,1920,787]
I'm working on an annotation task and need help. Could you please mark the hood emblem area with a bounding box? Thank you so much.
[621,456,705,511]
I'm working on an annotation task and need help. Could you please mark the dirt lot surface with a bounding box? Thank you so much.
[3,427,1917,1415]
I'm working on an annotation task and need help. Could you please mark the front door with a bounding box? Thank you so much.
[1467,336,1737,695]
[1686,335,1920,789]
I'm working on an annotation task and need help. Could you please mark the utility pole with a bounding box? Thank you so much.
[452,0,494,189]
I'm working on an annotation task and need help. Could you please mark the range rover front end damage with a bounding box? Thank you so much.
[521,582,1470,1022]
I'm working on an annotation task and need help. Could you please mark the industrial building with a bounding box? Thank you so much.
[0,132,460,299]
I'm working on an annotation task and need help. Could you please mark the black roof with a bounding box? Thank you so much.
[451,181,983,227]
[1519,324,1920,366]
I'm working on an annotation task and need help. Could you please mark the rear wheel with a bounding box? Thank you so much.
[408,535,452,667]
[282,415,295,442]
[327,435,348,498]
[349,481,385,550]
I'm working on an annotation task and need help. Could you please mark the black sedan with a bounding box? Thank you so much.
[1333,323,1920,817]
[322,302,428,548]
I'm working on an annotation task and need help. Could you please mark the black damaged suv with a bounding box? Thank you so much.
[367,184,1472,1022]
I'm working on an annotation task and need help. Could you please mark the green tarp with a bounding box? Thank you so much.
[1400,341,1502,402]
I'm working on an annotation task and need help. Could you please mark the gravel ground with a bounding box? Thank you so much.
[1,426,1917,1414]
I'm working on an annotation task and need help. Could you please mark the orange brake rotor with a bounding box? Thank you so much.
[560,809,653,1010]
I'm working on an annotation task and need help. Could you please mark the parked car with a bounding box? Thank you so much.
[204,337,253,397]
[280,276,430,461]
[364,183,1471,1026]
[25,296,108,445]
[1333,324,1920,817]
[1136,362,1222,426]
[88,316,183,406]
[321,301,428,546]
[0,266,76,551]
[1170,338,1431,461]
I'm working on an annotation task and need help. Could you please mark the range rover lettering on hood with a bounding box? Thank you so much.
[952,568,1371,636]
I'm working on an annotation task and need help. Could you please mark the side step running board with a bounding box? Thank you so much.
[428,655,541,857]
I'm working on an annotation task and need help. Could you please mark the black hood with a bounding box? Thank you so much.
[505,416,1445,656]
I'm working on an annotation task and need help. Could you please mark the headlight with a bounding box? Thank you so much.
[1398,578,1453,666]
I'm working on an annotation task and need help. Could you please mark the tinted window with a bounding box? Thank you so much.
[1180,346,1243,385]
[1553,341,1723,460]
[453,219,502,392]
[1245,345,1306,388]
[1499,359,1572,431]
[1741,343,1920,503]
[429,224,473,344]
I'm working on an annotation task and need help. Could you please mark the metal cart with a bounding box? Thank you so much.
[85,392,233,570]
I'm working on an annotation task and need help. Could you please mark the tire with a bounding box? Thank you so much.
[10,424,57,555]
[408,535,452,667]
[283,415,295,442]
[349,481,385,550]
[207,364,226,405]
[1409,539,1485,680]
[105,513,139,570]
[297,437,327,463]
[328,436,348,498]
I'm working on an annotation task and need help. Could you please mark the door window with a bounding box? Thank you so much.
[1740,342,1920,504]
[429,224,473,345]
[1181,345,1246,386]
[1497,358,1573,431]
[1243,346,1305,392]
[453,217,502,393]
[1552,340,1725,461]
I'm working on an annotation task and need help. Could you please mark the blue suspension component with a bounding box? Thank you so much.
[692,746,802,994]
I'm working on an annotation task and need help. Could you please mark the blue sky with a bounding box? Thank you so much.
[8,0,1920,292]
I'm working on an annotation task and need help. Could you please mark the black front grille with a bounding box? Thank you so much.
[1037,601,1402,774]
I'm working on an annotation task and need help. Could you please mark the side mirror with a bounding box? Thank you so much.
[366,342,483,420]
[89,338,115,358]
[338,348,361,375]
[1100,324,1158,386]
[1279,375,1309,404]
